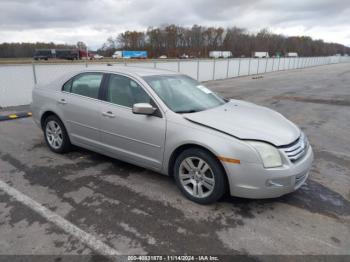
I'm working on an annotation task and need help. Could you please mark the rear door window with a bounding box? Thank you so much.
[70,73,103,99]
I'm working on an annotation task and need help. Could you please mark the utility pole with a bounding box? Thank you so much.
[85,45,88,68]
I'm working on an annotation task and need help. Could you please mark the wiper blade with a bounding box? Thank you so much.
[175,110,199,114]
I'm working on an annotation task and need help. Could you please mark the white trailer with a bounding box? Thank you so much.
[209,51,232,58]
[252,52,269,58]
[112,51,123,59]
[286,52,298,57]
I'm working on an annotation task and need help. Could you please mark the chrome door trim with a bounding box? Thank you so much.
[61,91,102,103]
[60,70,168,117]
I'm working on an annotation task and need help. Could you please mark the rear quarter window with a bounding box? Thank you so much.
[62,79,72,92]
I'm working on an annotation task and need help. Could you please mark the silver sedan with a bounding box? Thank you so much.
[32,67,313,204]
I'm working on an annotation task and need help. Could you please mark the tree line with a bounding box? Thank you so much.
[99,25,350,58]
[0,25,349,58]
[0,42,76,58]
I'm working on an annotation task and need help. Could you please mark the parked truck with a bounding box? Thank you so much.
[33,49,92,60]
[78,49,94,60]
[33,49,54,60]
[252,52,269,58]
[56,49,79,60]
[112,50,148,59]
[209,51,232,58]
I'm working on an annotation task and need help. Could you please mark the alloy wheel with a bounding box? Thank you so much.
[45,120,63,149]
[179,157,215,198]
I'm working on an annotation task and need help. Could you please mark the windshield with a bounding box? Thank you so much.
[143,75,226,113]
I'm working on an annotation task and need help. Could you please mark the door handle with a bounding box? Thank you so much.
[102,111,116,118]
[58,99,67,105]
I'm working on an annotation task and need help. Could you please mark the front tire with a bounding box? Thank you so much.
[174,148,227,204]
[43,115,71,153]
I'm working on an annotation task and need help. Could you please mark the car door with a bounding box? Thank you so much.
[99,73,166,170]
[59,72,105,149]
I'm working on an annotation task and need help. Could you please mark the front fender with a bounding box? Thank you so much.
[163,119,260,174]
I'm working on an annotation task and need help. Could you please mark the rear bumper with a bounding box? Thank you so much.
[30,104,41,128]
[222,146,314,199]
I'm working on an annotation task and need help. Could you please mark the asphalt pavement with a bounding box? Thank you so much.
[0,63,349,260]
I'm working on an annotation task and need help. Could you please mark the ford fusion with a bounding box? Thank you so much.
[32,67,313,204]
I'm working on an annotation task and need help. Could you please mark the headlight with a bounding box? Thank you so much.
[300,132,309,150]
[247,141,282,168]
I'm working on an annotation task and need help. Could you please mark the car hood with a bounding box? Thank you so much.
[183,100,300,146]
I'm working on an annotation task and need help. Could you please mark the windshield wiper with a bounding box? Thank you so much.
[175,109,199,114]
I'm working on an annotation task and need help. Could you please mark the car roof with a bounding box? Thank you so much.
[77,65,180,77]
[36,65,182,91]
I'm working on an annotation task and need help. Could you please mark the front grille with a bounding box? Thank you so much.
[279,134,309,163]
[295,172,307,186]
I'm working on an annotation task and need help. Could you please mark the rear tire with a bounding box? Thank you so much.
[43,115,71,154]
[174,148,226,204]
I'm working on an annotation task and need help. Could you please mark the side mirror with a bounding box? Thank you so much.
[132,103,156,115]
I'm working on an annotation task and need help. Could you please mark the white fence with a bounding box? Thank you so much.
[0,56,349,107]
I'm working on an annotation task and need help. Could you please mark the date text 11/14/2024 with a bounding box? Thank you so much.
[127,255,220,261]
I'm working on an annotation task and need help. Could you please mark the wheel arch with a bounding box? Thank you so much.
[168,143,230,197]
[40,111,65,131]
[40,110,72,153]
[168,143,227,178]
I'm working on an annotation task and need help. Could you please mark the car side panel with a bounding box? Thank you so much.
[60,93,102,148]
[99,103,166,170]
[162,115,261,175]
[33,87,102,150]
[32,88,65,129]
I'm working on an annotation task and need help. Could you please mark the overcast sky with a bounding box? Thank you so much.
[1,0,349,50]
